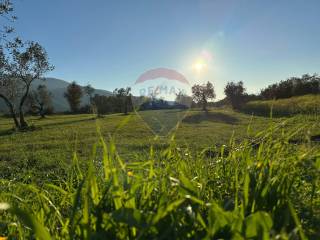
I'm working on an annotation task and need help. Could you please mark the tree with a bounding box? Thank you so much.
[260,73,320,100]
[92,94,114,115]
[0,39,53,129]
[84,84,94,102]
[64,81,83,113]
[0,73,20,127]
[27,84,53,118]
[0,0,18,127]
[224,81,247,110]
[84,84,96,114]
[0,0,16,42]
[175,91,192,109]
[113,87,132,115]
[191,81,215,111]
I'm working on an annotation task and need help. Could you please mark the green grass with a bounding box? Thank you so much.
[0,109,320,239]
[243,94,320,116]
[0,109,277,180]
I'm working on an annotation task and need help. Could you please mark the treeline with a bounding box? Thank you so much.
[64,82,192,115]
[63,82,133,116]
[91,88,133,115]
[64,73,320,116]
[222,73,320,111]
[23,73,320,119]
[31,73,320,116]
[260,74,320,100]
[24,82,134,117]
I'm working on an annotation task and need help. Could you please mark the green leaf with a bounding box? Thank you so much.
[152,199,185,224]
[288,200,307,240]
[244,211,272,240]
[112,208,146,228]
[179,174,198,196]
[10,207,52,240]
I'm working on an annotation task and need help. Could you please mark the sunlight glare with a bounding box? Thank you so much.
[192,59,207,72]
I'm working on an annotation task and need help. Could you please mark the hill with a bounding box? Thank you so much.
[0,78,112,113]
[243,94,320,116]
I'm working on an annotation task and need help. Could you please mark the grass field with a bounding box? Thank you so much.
[0,108,320,239]
[0,109,274,180]
[243,94,320,116]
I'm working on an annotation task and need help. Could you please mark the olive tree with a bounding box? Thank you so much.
[84,84,97,115]
[0,39,53,129]
[0,0,16,42]
[175,91,192,108]
[64,81,83,113]
[84,84,94,102]
[114,87,132,115]
[191,81,215,111]
[27,84,53,118]
[224,81,246,110]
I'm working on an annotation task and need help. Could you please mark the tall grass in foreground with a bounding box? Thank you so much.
[0,119,319,239]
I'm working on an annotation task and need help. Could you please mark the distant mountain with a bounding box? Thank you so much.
[0,78,112,113]
[33,77,70,89]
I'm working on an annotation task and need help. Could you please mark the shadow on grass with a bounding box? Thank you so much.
[240,108,294,118]
[0,117,96,136]
[163,109,187,114]
[182,111,239,124]
[0,128,16,137]
[0,125,39,136]
[40,117,96,128]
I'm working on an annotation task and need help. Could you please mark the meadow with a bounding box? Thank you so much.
[242,94,320,116]
[0,109,275,180]
[0,108,320,239]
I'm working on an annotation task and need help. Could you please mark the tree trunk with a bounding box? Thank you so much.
[0,94,20,129]
[202,98,207,111]
[202,103,207,111]
[18,82,31,129]
[9,105,20,129]
[124,98,128,115]
[201,93,207,111]
[39,104,45,118]
[19,112,28,128]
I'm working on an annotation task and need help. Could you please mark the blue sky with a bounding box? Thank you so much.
[14,0,320,99]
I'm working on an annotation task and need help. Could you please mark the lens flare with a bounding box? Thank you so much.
[192,59,207,72]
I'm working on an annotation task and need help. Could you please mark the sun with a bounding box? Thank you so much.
[192,59,207,72]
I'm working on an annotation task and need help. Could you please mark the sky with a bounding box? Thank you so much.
[13,0,320,99]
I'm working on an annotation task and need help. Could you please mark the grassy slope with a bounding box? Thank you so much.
[243,94,320,116]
